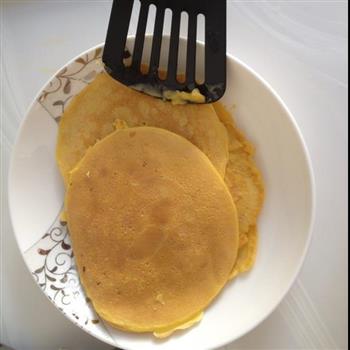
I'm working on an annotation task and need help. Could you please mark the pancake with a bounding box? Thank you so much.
[110,110,263,278]
[213,103,264,277]
[57,72,229,186]
[66,127,239,335]
[56,71,264,278]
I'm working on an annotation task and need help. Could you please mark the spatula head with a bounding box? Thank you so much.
[103,0,226,103]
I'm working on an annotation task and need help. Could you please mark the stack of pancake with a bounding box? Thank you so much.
[57,73,264,337]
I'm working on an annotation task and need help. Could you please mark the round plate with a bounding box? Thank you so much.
[9,38,315,350]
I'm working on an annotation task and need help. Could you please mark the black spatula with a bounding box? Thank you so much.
[103,0,227,103]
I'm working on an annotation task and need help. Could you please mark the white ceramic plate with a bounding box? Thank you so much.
[9,37,315,350]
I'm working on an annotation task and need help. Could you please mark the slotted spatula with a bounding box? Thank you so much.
[103,0,227,103]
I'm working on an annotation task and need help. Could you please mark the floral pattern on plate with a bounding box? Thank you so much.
[23,46,116,345]
[24,209,112,343]
[38,47,104,122]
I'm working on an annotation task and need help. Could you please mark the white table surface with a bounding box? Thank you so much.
[0,1,348,349]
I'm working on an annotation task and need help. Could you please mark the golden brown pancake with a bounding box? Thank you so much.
[57,72,229,186]
[56,71,264,278]
[66,127,239,334]
[213,103,264,277]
